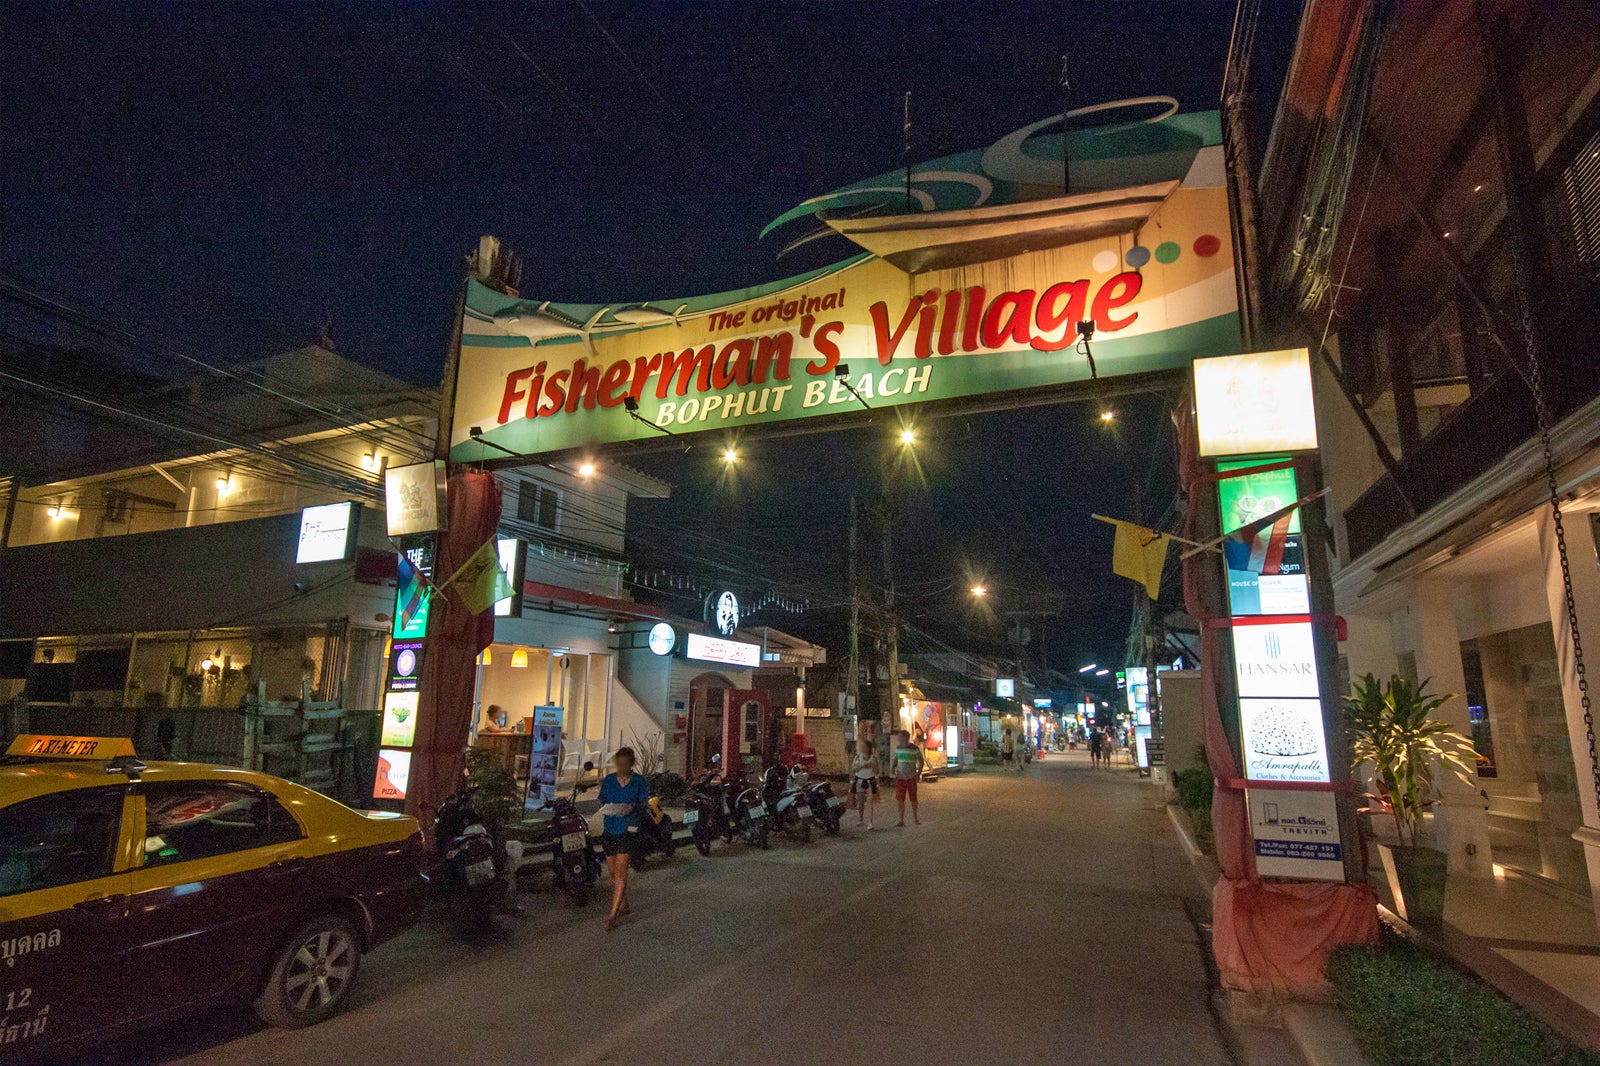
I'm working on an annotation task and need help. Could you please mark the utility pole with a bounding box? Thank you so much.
[847,495,861,741]
[881,496,900,774]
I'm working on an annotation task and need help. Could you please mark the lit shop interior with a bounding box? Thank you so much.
[467,642,614,783]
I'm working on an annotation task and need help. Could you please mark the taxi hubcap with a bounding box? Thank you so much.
[285,930,353,1012]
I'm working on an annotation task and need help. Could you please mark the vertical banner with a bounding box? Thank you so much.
[1193,348,1345,883]
[523,705,564,813]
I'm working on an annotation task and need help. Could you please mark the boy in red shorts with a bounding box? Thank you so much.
[893,729,923,826]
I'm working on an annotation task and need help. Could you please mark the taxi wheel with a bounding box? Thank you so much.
[256,915,363,1029]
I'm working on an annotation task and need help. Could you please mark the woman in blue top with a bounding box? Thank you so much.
[599,746,650,930]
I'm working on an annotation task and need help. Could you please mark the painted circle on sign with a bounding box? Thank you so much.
[1092,249,1119,273]
[1125,246,1151,269]
[1155,241,1181,264]
[1193,234,1221,257]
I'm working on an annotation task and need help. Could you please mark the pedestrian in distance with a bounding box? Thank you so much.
[893,729,923,826]
[850,740,880,829]
[598,746,649,931]
[1000,726,1016,770]
[1089,729,1104,769]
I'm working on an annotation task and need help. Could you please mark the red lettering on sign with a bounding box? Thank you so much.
[981,289,1036,349]
[870,297,923,366]
[598,359,632,407]
[498,366,534,424]
[1032,281,1089,352]
[1092,271,1143,330]
[806,321,844,375]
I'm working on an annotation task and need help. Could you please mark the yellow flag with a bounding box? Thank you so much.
[1111,521,1171,600]
[443,539,514,615]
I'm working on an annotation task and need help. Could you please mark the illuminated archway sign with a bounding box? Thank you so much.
[448,105,1241,462]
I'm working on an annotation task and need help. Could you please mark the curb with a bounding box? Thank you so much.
[1162,803,1374,1066]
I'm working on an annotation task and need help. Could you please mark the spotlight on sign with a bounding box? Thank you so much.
[899,428,916,445]
[1099,409,1116,423]
[722,448,738,464]
[970,585,987,596]
[578,462,596,477]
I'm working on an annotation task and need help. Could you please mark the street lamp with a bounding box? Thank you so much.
[1099,408,1116,423]
[970,585,987,597]
[722,448,738,464]
[1078,663,1097,673]
[899,428,916,445]
[577,462,597,477]
[1095,668,1110,676]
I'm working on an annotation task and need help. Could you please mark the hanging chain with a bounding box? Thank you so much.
[1518,283,1600,809]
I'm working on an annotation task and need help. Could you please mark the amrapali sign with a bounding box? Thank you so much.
[450,105,1240,461]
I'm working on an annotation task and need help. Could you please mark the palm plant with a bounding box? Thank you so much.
[1344,673,1479,848]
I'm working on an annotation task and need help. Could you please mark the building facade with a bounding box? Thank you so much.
[1249,0,1600,984]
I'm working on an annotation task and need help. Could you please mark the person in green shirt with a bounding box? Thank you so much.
[893,729,923,827]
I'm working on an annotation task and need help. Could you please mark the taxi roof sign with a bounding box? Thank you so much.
[6,735,137,759]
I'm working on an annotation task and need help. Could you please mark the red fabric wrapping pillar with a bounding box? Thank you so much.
[406,469,501,832]
[1174,398,1376,997]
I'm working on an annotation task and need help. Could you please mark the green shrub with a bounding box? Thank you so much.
[1327,941,1600,1066]
[650,771,688,805]
[1171,765,1213,813]
[464,747,523,832]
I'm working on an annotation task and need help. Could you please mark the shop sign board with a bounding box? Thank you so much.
[1247,788,1344,881]
[1232,622,1319,700]
[296,501,356,563]
[380,691,419,748]
[1192,348,1318,457]
[686,632,760,668]
[384,460,448,537]
[523,705,564,812]
[1240,697,1329,783]
[451,110,1239,462]
[386,641,424,692]
[373,748,411,801]
[648,622,676,655]
[996,678,1015,698]
[1218,459,1308,616]
[391,540,434,641]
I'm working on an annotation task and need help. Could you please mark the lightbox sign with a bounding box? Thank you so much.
[686,633,761,668]
[1232,622,1319,699]
[296,502,356,563]
[381,691,419,747]
[1218,460,1308,616]
[648,622,676,655]
[373,748,411,801]
[996,678,1015,698]
[1033,698,1053,709]
[387,641,424,692]
[450,107,1240,462]
[384,460,448,537]
[1192,348,1318,457]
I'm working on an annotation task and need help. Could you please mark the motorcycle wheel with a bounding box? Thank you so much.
[451,887,495,935]
[756,821,770,850]
[801,822,812,844]
[824,809,841,835]
[663,827,677,858]
[693,822,712,857]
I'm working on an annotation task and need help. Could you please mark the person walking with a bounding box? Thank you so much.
[598,746,649,931]
[1000,726,1017,771]
[850,740,880,829]
[1089,728,1104,768]
[892,729,923,826]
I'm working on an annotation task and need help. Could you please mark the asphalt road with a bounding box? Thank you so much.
[99,752,1252,1065]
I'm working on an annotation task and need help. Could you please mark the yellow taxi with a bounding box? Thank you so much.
[0,735,427,1056]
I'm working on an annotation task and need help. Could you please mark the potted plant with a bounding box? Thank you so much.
[1344,673,1479,929]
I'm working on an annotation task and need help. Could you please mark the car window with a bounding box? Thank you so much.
[140,784,303,868]
[0,788,125,897]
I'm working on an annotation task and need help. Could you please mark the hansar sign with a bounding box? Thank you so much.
[450,107,1241,462]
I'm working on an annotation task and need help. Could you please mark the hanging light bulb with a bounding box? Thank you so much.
[511,648,529,668]
[480,647,492,665]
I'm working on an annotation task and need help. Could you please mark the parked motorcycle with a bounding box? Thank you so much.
[723,761,771,850]
[794,766,843,836]
[685,764,731,857]
[525,760,600,905]
[761,764,814,843]
[631,795,678,862]
[431,788,506,934]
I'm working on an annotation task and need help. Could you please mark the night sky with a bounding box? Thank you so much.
[1,2,1294,689]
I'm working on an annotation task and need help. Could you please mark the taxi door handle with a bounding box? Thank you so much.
[266,859,308,877]
[74,893,127,913]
